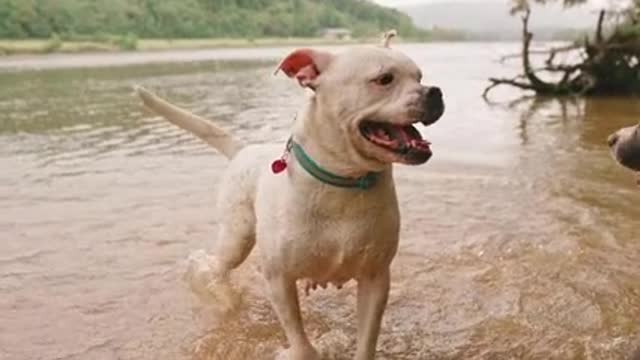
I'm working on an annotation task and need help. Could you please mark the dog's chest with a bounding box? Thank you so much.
[288,189,400,280]
[255,170,401,280]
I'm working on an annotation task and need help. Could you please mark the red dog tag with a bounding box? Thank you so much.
[271,159,287,174]
[272,137,293,174]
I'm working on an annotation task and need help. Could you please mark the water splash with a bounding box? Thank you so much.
[182,249,241,314]
[274,330,354,360]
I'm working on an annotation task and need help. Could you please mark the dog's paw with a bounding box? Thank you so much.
[316,330,354,360]
[183,250,217,289]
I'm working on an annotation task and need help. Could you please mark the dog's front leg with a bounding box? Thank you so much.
[268,275,319,360]
[355,269,390,360]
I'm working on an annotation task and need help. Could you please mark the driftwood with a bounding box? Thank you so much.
[484,7,640,98]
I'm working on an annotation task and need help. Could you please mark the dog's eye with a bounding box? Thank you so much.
[376,73,394,86]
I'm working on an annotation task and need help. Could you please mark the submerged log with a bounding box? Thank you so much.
[484,8,640,98]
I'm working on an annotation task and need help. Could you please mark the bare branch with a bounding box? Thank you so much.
[482,76,536,99]
[520,8,554,90]
[545,44,582,66]
[596,9,605,43]
[488,1,640,97]
[499,44,581,63]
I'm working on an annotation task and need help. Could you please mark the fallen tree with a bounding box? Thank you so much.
[484,0,640,98]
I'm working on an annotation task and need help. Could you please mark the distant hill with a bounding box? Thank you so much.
[399,0,601,40]
[0,0,427,40]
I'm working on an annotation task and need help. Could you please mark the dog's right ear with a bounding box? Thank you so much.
[274,49,334,90]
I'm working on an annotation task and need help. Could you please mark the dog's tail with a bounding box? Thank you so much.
[135,86,242,159]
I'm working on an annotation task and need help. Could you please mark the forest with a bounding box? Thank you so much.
[0,0,428,40]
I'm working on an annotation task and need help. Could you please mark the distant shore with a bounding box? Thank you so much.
[0,43,361,72]
[0,37,387,56]
[0,41,524,73]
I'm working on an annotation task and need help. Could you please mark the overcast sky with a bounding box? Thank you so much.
[373,0,619,9]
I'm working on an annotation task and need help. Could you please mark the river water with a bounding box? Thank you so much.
[1,43,639,360]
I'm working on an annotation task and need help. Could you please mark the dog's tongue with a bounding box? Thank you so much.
[364,123,430,151]
[390,125,411,144]
[388,125,430,150]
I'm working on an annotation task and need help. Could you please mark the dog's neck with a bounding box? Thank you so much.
[292,99,389,178]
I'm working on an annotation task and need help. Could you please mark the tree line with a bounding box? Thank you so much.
[0,0,428,40]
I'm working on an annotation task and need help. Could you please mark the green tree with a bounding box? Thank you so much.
[0,0,429,39]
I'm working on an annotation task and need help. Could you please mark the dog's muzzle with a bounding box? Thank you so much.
[608,125,640,171]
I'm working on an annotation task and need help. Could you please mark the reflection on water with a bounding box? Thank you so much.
[0,43,639,360]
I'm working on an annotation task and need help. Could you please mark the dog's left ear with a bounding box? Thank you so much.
[274,49,334,90]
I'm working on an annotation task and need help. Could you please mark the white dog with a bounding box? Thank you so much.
[136,33,444,360]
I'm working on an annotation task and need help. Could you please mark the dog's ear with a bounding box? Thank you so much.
[274,49,334,90]
[381,29,397,48]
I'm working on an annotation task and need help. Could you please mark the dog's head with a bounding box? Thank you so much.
[275,42,444,168]
[608,123,640,172]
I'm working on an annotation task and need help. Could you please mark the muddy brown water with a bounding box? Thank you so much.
[1,43,639,360]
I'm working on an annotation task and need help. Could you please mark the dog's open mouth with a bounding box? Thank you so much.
[359,121,432,164]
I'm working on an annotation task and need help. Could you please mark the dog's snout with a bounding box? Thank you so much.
[608,133,619,148]
[425,87,442,100]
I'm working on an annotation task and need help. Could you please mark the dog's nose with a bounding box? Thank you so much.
[421,86,444,126]
[426,87,442,100]
[607,133,619,148]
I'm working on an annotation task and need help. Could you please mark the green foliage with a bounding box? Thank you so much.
[0,0,427,39]
[43,32,62,53]
[116,33,138,50]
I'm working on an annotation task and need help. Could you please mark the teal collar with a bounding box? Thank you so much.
[289,139,379,190]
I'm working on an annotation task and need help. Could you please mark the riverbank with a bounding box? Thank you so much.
[0,37,378,56]
[0,42,521,72]
[0,44,350,72]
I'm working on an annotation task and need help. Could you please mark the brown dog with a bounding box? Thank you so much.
[608,123,640,185]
